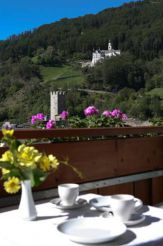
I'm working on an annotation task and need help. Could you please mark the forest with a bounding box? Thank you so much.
[0,0,162,124]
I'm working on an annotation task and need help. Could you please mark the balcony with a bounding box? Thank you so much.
[0,126,163,208]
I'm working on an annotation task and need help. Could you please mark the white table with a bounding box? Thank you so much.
[0,193,163,246]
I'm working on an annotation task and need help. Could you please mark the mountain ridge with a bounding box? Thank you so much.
[0,0,162,124]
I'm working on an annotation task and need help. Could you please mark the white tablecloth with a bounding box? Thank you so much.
[0,193,163,246]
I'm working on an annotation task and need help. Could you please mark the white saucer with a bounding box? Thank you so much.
[124,213,145,226]
[101,212,145,226]
[89,196,143,212]
[57,217,126,244]
[50,198,87,210]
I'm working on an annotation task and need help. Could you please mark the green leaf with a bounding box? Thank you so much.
[2,168,22,180]
[32,168,48,187]
[0,161,14,170]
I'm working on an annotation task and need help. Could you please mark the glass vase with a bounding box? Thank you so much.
[18,180,37,220]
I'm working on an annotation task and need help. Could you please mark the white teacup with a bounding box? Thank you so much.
[107,194,136,222]
[58,183,79,206]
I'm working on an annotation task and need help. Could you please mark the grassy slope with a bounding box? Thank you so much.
[40,64,163,109]
[40,65,85,88]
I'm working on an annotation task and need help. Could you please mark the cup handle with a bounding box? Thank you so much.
[102,210,114,218]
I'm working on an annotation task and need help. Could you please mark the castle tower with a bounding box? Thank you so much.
[50,91,66,121]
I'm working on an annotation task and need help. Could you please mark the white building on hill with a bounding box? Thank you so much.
[91,41,121,67]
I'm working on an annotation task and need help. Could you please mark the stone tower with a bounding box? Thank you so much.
[50,91,66,121]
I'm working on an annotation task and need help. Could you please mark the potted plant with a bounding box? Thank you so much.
[0,122,82,220]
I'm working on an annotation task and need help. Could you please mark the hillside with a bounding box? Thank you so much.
[40,65,85,88]
[0,0,163,124]
[1,0,163,61]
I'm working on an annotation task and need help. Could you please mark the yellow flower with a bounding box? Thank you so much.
[0,150,14,163]
[4,177,21,194]
[17,144,42,167]
[2,168,10,175]
[38,155,51,172]
[38,154,59,172]
[2,128,14,137]
[48,154,59,169]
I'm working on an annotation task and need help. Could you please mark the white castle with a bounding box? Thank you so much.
[91,41,121,67]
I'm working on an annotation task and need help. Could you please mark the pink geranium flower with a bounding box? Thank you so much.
[121,113,128,120]
[60,111,69,120]
[102,110,112,117]
[84,106,99,117]
[111,109,128,120]
[46,120,55,129]
[31,115,38,124]
[36,113,45,120]
[31,113,46,126]
[111,109,122,118]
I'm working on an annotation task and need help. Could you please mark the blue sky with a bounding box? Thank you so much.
[0,0,140,40]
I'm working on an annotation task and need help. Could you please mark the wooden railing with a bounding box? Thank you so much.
[0,126,163,139]
[0,126,163,207]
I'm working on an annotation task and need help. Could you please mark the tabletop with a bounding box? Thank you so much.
[0,193,163,246]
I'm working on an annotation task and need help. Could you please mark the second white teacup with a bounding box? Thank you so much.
[58,183,79,206]
[108,194,136,222]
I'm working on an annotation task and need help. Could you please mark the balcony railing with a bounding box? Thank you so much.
[0,126,163,207]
